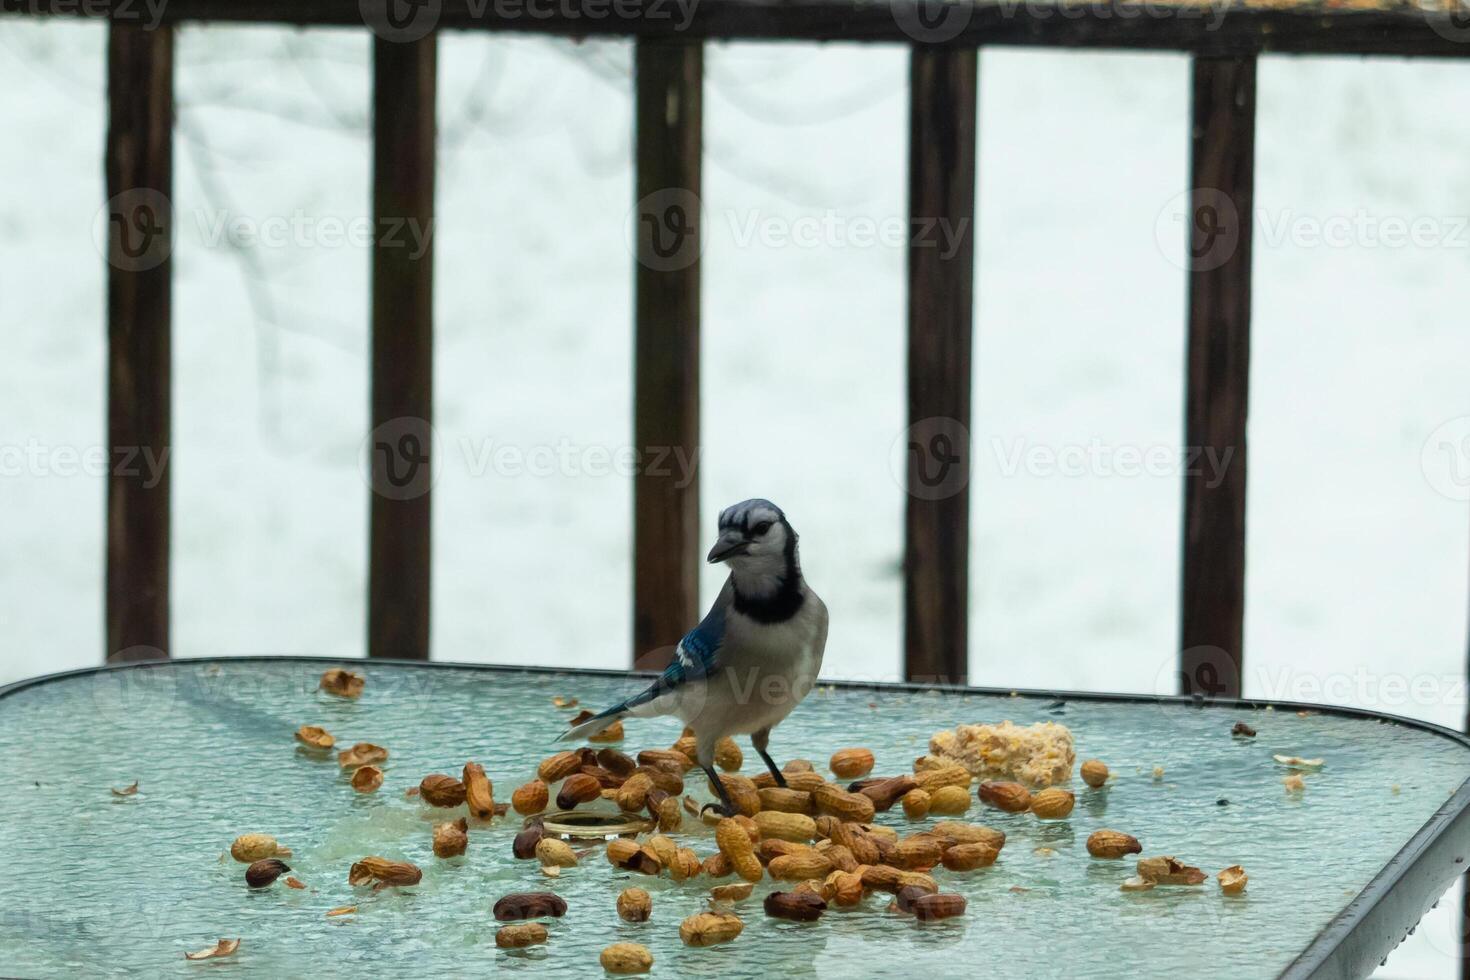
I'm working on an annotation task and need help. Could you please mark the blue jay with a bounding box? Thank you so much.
[560,499,828,817]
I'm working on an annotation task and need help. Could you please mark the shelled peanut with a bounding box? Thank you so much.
[555,772,600,810]
[1086,830,1141,859]
[940,842,998,871]
[680,911,743,947]
[829,748,875,779]
[857,775,917,812]
[616,888,652,922]
[977,781,1031,812]
[812,784,876,823]
[705,773,761,817]
[432,818,468,858]
[715,818,763,883]
[601,943,653,974]
[901,789,931,819]
[927,785,970,815]
[1029,787,1074,819]
[511,780,549,815]
[754,811,817,843]
[538,751,581,783]
[536,837,578,868]
[463,762,495,820]
[495,923,548,949]
[420,774,466,807]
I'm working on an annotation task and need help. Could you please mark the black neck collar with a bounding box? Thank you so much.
[731,525,805,624]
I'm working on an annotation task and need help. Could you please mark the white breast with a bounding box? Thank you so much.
[713,586,829,735]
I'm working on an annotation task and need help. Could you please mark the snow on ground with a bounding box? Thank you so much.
[1,21,1468,976]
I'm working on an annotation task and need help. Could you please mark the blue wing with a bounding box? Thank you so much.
[625,602,726,710]
[557,604,727,742]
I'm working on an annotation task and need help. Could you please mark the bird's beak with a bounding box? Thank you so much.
[706,531,749,564]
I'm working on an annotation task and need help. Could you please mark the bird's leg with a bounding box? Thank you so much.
[751,727,787,788]
[699,765,739,818]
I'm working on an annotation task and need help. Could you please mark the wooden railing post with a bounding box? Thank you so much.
[631,39,702,670]
[1179,56,1256,699]
[105,23,174,664]
[903,46,977,686]
[367,32,436,659]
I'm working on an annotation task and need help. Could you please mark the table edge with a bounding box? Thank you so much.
[4,654,1468,979]
[3,654,1468,747]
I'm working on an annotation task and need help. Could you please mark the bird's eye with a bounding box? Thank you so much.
[751,521,773,536]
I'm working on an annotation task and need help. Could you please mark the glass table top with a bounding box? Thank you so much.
[1,658,1467,978]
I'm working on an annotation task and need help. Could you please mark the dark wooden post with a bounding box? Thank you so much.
[368,33,436,660]
[903,47,977,687]
[105,24,174,664]
[632,40,702,670]
[1179,56,1255,699]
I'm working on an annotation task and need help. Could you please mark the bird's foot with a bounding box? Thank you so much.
[700,802,737,819]
[771,770,788,789]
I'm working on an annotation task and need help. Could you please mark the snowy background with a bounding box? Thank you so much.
[2,20,1469,976]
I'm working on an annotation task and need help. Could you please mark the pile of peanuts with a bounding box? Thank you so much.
[224,672,1250,972]
[481,735,999,970]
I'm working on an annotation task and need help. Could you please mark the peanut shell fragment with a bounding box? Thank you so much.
[184,938,240,961]
[337,743,388,769]
[1136,856,1206,885]
[1218,864,1248,895]
[348,857,422,888]
[351,765,384,793]
[319,668,364,698]
[295,725,335,751]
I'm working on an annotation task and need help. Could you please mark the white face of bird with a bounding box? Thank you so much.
[706,499,792,579]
